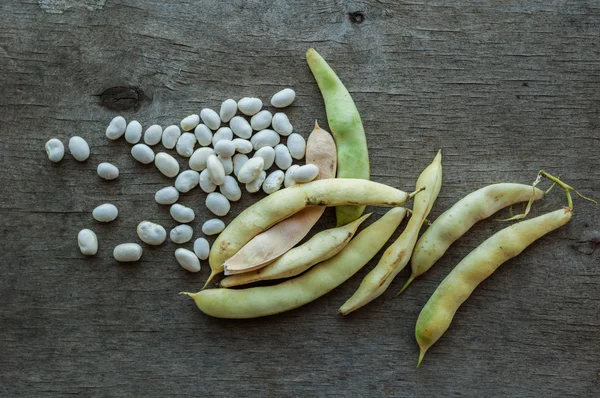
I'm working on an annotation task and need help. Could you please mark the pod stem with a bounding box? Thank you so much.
[417,348,426,368]
[203,271,218,289]
[539,170,598,210]
[396,274,416,296]
[407,187,426,202]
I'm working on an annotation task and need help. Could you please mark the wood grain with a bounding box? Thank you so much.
[1,1,598,396]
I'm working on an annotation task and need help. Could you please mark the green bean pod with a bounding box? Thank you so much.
[184,208,406,319]
[415,207,572,367]
[306,48,370,226]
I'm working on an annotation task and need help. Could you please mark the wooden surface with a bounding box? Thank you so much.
[1,1,599,396]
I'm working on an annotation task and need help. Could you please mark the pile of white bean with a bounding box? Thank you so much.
[45,88,322,273]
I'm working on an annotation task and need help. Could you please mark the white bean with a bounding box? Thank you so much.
[106,116,126,140]
[251,129,280,150]
[189,147,215,171]
[125,120,143,144]
[274,144,293,170]
[219,175,242,201]
[144,125,163,146]
[233,153,249,177]
[232,138,252,154]
[175,170,200,193]
[250,110,273,131]
[170,225,194,244]
[287,133,306,160]
[194,124,213,146]
[180,114,200,131]
[154,152,180,178]
[97,162,119,180]
[155,186,179,205]
[161,125,181,149]
[206,192,230,216]
[238,97,263,116]
[193,238,210,260]
[199,169,217,193]
[271,88,296,108]
[220,99,237,123]
[230,116,252,139]
[200,108,221,130]
[271,112,293,136]
[92,203,118,222]
[69,136,90,161]
[245,171,266,193]
[176,132,196,158]
[131,143,155,164]
[254,146,275,170]
[218,155,233,175]
[175,248,201,272]
[293,164,319,183]
[113,243,142,262]
[202,219,226,235]
[237,157,264,183]
[45,138,64,162]
[284,165,299,188]
[206,154,225,185]
[170,203,195,223]
[214,140,236,157]
[262,170,285,194]
[77,229,98,256]
[137,221,167,246]
[212,127,233,146]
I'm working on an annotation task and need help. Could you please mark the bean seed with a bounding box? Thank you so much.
[218,155,233,175]
[287,133,306,160]
[200,108,221,130]
[175,170,200,193]
[113,243,143,262]
[284,165,299,187]
[154,152,180,178]
[77,229,98,256]
[193,238,210,260]
[162,125,181,149]
[274,144,293,170]
[254,146,275,170]
[137,221,167,245]
[271,112,293,136]
[220,99,237,123]
[206,154,225,185]
[237,157,264,183]
[251,129,280,150]
[262,170,284,194]
[232,138,252,154]
[97,162,119,180]
[212,127,233,146]
[144,125,163,146]
[245,171,267,193]
[206,192,231,216]
[293,164,319,183]
[219,175,242,201]
[271,88,296,108]
[170,225,194,244]
[170,203,195,223]
[131,143,155,164]
[176,132,196,158]
[250,110,273,131]
[175,248,201,272]
[194,124,213,146]
[199,169,217,193]
[106,116,127,140]
[45,138,64,162]
[125,120,143,144]
[69,136,90,161]
[238,97,262,116]
[214,140,236,157]
[202,219,226,235]
[230,116,252,139]
[155,186,179,205]
[233,154,249,177]
[189,147,215,171]
[92,203,118,222]
[180,114,200,131]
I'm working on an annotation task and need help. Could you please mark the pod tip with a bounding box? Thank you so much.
[416,349,426,368]
[396,275,415,296]
[203,271,218,289]
[314,119,320,129]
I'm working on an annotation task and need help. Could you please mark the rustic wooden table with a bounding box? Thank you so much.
[1,1,599,397]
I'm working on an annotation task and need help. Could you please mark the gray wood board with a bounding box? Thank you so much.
[1,1,598,397]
